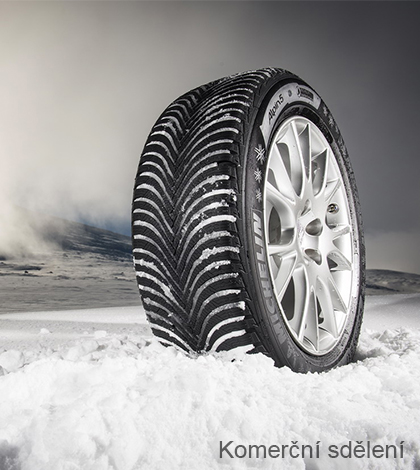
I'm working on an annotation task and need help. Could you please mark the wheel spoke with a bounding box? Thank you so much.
[267,144,296,203]
[301,291,319,349]
[331,224,351,240]
[324,177,341,203]
[266,180,295,208]
[274,253,297,300]
[327,274,347,313]
[288,265,319,351]
[292,120,311,181]
[289,264,308,331]
[316,278,338,339]
[312,149,328,196]
[328,249,352,272]
[276,121,305,196]
[268,243,295,257]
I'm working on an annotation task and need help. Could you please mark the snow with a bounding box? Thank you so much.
[0,295,419,469]
[364,294,420,330]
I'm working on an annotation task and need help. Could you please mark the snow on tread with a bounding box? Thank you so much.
[132,69,279,352]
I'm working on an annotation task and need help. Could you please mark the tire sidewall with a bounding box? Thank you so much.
[241,77,364,372]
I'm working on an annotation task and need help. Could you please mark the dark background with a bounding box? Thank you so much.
[1,1,419,273]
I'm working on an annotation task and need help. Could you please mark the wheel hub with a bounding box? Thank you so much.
[297,209,323,262]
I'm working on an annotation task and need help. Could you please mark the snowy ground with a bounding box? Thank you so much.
[0,294,419,470]
[1,214,420,468]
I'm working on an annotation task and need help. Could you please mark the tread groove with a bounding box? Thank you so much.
[132,69,286,353]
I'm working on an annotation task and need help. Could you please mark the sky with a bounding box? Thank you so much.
[1,1,419,273]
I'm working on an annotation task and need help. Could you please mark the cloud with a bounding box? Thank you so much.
[0,204,63,259]
[0,1,242,254]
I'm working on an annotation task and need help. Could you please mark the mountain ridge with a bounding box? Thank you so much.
[1,210,419,314]
[0,206,132,261]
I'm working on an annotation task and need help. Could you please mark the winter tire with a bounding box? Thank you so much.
[132,68,365,372]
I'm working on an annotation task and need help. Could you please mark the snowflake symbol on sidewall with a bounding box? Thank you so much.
[256,189,262,203]
[255,144,265,164]
[254,169,262,183]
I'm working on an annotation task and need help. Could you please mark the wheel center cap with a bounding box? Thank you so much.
[297,214,323,264]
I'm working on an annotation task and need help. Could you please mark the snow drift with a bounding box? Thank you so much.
[0,296,420,470]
